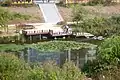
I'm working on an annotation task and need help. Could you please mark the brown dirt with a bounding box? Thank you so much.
[58,5,120,21]
[58,6,73,22]
[2,5,120,24]
[3,6,44,24]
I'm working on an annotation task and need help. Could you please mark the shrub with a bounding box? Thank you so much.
[0,53,85,80]
[82,36,120,80]
[87,0,112,6]
[87,0,105,6]
[28,61,85,80]
[0,53,29,80]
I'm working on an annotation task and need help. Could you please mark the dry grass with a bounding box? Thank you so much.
[58,5,120,21]
[3,6,44,24]
[58,6,73,22]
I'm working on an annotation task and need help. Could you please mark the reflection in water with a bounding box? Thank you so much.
[20,46,96,68]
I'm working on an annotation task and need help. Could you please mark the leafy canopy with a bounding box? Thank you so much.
[32,41,94,52]
[98,36,120,65]
[0,53,85,80]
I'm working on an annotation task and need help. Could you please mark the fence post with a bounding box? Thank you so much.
[68,49,71,61]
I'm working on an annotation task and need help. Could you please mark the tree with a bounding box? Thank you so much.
[97,36,120,65]
[82,36,120,80]
[72,5,87,25]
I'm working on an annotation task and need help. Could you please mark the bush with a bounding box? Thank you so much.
[56,1,66,7]
[87,0,105,6]
[0,53,29,80]
[73,15,120,36]
[28,61,85,80]
[0,53,86,80]
[97,66,120,80]
[87,0,112,6]
[82,36,120,80]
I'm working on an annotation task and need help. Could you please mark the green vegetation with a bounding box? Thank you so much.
[0,44,27,52]
[72,5,87,25]
[0,1,120,80]
[82,36,120,80]
[0,53,29,80]
[0,7,30,21]
[32,41,94,52]
[0,7,30,32]
[0,35,26,44]
[98,36,120,65]
[72,5,120,36]
[80,0,113,6]
[1,37,120,80]
[0,53,85,80]
[0,41,94,52]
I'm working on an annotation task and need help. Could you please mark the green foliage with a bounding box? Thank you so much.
[12,12,30,20]
[98,36,120,65]
[71,5,120,36]
[87,0,112,6]
[61,61,85,80]
[0,44,27,52]
[82,60,109,77]
[87,0,105,6]
[77,17,107,35]
[110,14,120,24]
[97,66,120,80]
[0,35,25,44]
[0,7,30,31]
[0,7,10,28]
[33,41,94,52]
[0,53,29,80]
[72,5,87,24]
[0,41,94,53]
[0,53,85,80]
[73,15,120,36]
[83,60,120,80]
[82,36,120,79]
[28,61,85,80]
